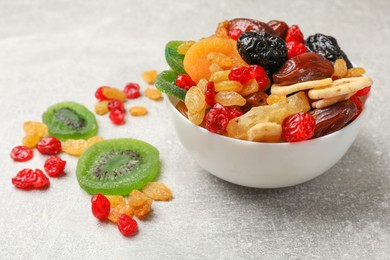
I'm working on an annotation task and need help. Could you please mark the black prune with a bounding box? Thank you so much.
[305,33,353,68]
[237,31,287,76]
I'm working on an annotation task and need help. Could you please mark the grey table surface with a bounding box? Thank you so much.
[1,0,389,259]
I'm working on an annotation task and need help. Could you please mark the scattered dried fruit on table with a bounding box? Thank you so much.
[144,87,163,101]
[123,82,141,99]
[44,155,66,177]
[134,198,152,220]
[23,121,48,137]
[12,168,49,190]
[117,214,138,236]
[142,70,158,84]
[36,136,62,155]
[141,182,173,201]
[91,193,111,220]
[129,106,148,116]
[10,145,34,162]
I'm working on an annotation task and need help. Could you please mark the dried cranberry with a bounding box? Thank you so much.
[249,65,268,89]
[107,99,125,112]
[12,168,49,190]
[10,146,34,162]
[282,112,316,142]
[91,194,110,220]
[354,86,371,97]
[109,109,125,125]
[117,214,138,236]
[36,137,62,155]
[205,81,216,107]
[228,66,251,84]
[227,106,243,119]
[349,95,363,120]
[44,156,66,177]
[123,83,141,99]
[228,28,243,41]
[205,103,231,134]
[95,86,109,101]
[175,74,196,90]
[285,25,304,43]
[286,41,307,59]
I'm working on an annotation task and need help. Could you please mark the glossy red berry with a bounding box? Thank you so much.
[354,86,371,97]
[227,106,243,119]
[228,28,243,41]
[95,86,109,101]
[175,74,196,90]
[117,214,138,236]
[349,95,363,120]
[205,81,216,106]
[91,194,111,220]
[205,103,231,134]
[282,112,316,142]
[286,41,307,59]
[12,168,49,190]
[36,137,62,155]
[44,156,66,177]
[109,109,125,125]
[10,146,34,162]
[123,83,141,99]
[285,25,304,43]
[249,65,268,89]
[107,99,125,112]
[228,66,251,84]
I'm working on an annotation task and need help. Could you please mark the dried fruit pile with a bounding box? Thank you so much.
[155,18,373,142]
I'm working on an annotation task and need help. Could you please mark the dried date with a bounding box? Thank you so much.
[273,52,334,86]
[309,100,358,138]
[229,18,276,35]
[267,20,289,39]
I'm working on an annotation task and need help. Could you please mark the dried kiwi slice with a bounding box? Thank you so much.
[165,40,186,74]
[42,101,97,141]
[76,138,160,195]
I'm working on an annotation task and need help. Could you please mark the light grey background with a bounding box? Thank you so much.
[1,0,389,259]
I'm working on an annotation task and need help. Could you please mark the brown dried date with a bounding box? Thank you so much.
[273,52,334,86]
[242,91,268,113]
[267,20,289,39]
[229,18,276,35]
[309,100,358,138]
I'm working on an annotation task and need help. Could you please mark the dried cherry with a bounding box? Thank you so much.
[117,214,138,236]
[107,99,125,112]
[91,193,111,220]
[285,25,304,43]
[282,112,316,142]
[36,137,62,155]
[123,83,141,99]
[205,81,216,107]
[12,168,49,190]
[44,156,66,177]
[205,103,231,134]
[109,109,125,125]
[10,146,34,162]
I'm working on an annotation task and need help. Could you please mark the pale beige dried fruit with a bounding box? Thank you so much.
[142,182,173,201]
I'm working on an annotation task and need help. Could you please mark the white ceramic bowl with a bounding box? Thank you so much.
[166,95,367,188]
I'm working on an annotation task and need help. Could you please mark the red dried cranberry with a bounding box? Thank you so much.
[91,194,110,220]
[175,74,196,90]
[228,66,251,84]
[44,156,66,177]
[10,146,34,162]
[228,28,243,41]
[36,137,62,155]
[286,41,307,59]
[12,168,49,190]
[249,65,268,89]
[349,95,363,120]
[109,109,125,125]
[227,106,243,119]
[107,99,125,112]
[123,83,141,99]
[354,86,371,97]
[117,214,138,236]
[282,112,316,142]
[95,86,109,101]
[205,81,216,107]
[205,103,231,134]
[285,25,304,43]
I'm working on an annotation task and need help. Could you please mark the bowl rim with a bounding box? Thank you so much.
[166,93,369,147]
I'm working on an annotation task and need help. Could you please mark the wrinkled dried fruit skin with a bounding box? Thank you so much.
[267,20,289,39]
[229,18,276,35]
[142,182,172,201]
[237,31,287,76]
[305,33,353,68]
[309,100,358,138]
[243,91,268,113]
[273,52,334,86]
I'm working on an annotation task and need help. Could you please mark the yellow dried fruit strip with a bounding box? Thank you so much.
[141,182,173,201]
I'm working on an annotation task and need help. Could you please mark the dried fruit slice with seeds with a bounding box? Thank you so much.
[76,138,160,195]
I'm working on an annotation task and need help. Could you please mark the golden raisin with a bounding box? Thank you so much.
[102,87,126,102]
[106,195,126,208]
[239,79,259,96]
[175,101,188,118]
[177,41,195,55]
[23,121,48,137]
[108,204,134,223]
[214,80,242,92]
[207,52,232,69]
[94,101,109,115]
[22,135,41,148]
[62,139,88,156]
[134,199,152,220]
[128,190,149,208]
[214,91,246,106]
[142,70,158,84]
[209,70,230,83]
[209,62,223,74]
[142,182,173,201]
[144,88,163,101]
[346,67,366,78]
[332,59,348,78]
[129,106,148,116]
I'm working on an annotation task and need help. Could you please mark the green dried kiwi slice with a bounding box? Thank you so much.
[165,40,186,74]
[42,101,97,141]
[155,70,187,101]
[76,138,160,195]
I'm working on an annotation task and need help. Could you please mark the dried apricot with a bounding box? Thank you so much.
[141,182,173,201]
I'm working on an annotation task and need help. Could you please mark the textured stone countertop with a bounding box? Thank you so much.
[1,0,389,259]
